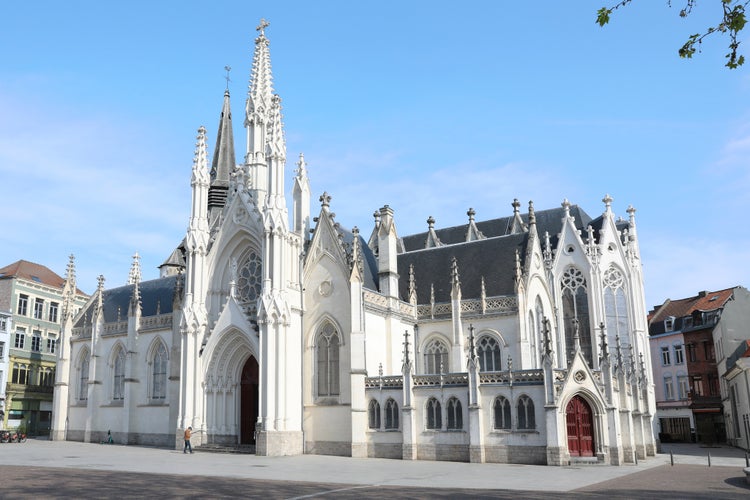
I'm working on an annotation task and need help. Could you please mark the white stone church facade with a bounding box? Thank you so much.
[51,23,656,465]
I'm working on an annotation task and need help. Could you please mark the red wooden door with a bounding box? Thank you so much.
[240,356,259,444]
[566,395,594,457]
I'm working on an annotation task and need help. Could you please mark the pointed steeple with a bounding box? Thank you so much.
[509,198,527,234]
[350,226,364,283]
[293,153,311,239]
[450,256,461,300]
[408,264,417,305]
[208,86,236,223]
[61,254,77,322]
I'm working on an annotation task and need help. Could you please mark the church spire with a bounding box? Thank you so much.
[208,83,236,224]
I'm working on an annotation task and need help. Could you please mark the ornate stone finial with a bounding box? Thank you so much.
[224,65,231,91]
[319,191,331,210]
[543,231,552,263]
[615,333,623,367]
[542,317,553,357]
[402,330,411,365]
[373,210,380,225]
[128,252,142,285]
[408,264,417,305]
[512,198,521,214]
[427,215,435,229]
[430,283,435,306]
[507,355,513,373]
[378,362,383,377]
[450,256,460,287]
[586,225,595,244]
[256,18,270,36]
[514,249,522,281]
[468,324,477,360]
[528,200,536,225]
[117,306,121,322]
[295,153,308,177]
[561,198,571,216]
[467,208,475,223]
[626,205,637,225]
[603,193,613,212]
[97,274,106,292]
[598,322,609,360]
[480,276,487,313]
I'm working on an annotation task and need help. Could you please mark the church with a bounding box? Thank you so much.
[51,21,656,465]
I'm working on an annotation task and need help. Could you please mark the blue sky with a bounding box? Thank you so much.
[1,1,749,309]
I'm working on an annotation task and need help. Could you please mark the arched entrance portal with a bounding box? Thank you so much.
[566,395,594,457]
[240,356,259,444]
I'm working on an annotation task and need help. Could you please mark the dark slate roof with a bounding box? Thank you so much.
[74,275,179,327]
[397,233,527,303]
[338,228,379,291]
[400,205,592,252]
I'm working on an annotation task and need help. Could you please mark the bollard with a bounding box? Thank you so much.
[635,451,638,465]
[745,452,749,468]
[708,451,711,467]
[670,450,674,466]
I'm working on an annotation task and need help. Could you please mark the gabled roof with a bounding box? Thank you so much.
[0,259,87,296]
[73,275,179,327]
[650,288,737,323]
[397,233,526,303]
[400,204,592,253]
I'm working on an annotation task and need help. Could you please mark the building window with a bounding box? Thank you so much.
[426,397,442,430]
[316,321,340,397]
[446,397,463,430]
[236,251,262,315]
[424,338,449,374]
[664,317,674,331]
[14,329,25,349]
[113,348,125,401]
[368,399,381,429]
[49,302,59,323]
[661,346,671,366]
[674,344,684,364]
[493,396,512,430]
[12,363,28,384]
[0,341,4,358]
[692,376,704,397]
[151,342,168,400]
[39,367,54,387]
[17,294,28,316]
[677,375,689,400]
[561,267,592,366]
[33,298,44,320]
[47,337,56,354]
[686,343,697,362]
[703,341,715,361]
[603,267,630,353]
[517,395,536,430]
[384,398,399,430]
[664,376,675,400]
[79,353,89,401]
[708,374,719,396]
[477,336,502,372]
[0,317,6,331]
[31,331,42,352]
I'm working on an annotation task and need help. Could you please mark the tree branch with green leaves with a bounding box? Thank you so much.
[597,0,749,68]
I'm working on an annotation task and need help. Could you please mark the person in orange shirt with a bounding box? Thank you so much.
[183,426,193,454]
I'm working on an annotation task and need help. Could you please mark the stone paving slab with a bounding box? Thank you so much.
[0,439,747,497]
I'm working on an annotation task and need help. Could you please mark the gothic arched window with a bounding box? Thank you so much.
[316,321,340,397]
[446,397,463,430]
[79,351,90,402]
[603,266,631,355]
[517,395,535,430]
[426,397,442,430]
[477,336,502,372]
[368,399,381,429]
[424,338,449,374]
[151,342,168,400]
[561,267,592,366]
[237,250,263,314]
[493,396,511,430]
[385,398,399,430]
[113,347,125,401]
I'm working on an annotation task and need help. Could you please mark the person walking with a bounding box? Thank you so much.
[183,426,193,454]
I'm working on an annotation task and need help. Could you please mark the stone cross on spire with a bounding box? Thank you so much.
[224,65,231,91]
[256,18,270,36]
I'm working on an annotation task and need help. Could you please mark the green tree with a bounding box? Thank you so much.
[597,1,749,68]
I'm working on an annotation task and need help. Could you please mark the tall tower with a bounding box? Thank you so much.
[245,19,305,456]
[208,85,236,228]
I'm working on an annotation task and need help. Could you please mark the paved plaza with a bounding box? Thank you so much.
[0,440,747,498]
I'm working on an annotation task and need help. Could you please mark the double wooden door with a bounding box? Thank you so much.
[566,395,594,457]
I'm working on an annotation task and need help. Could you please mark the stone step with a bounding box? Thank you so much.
[196,444,256,454]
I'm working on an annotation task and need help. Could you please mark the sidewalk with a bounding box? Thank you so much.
[0,439,747,493]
